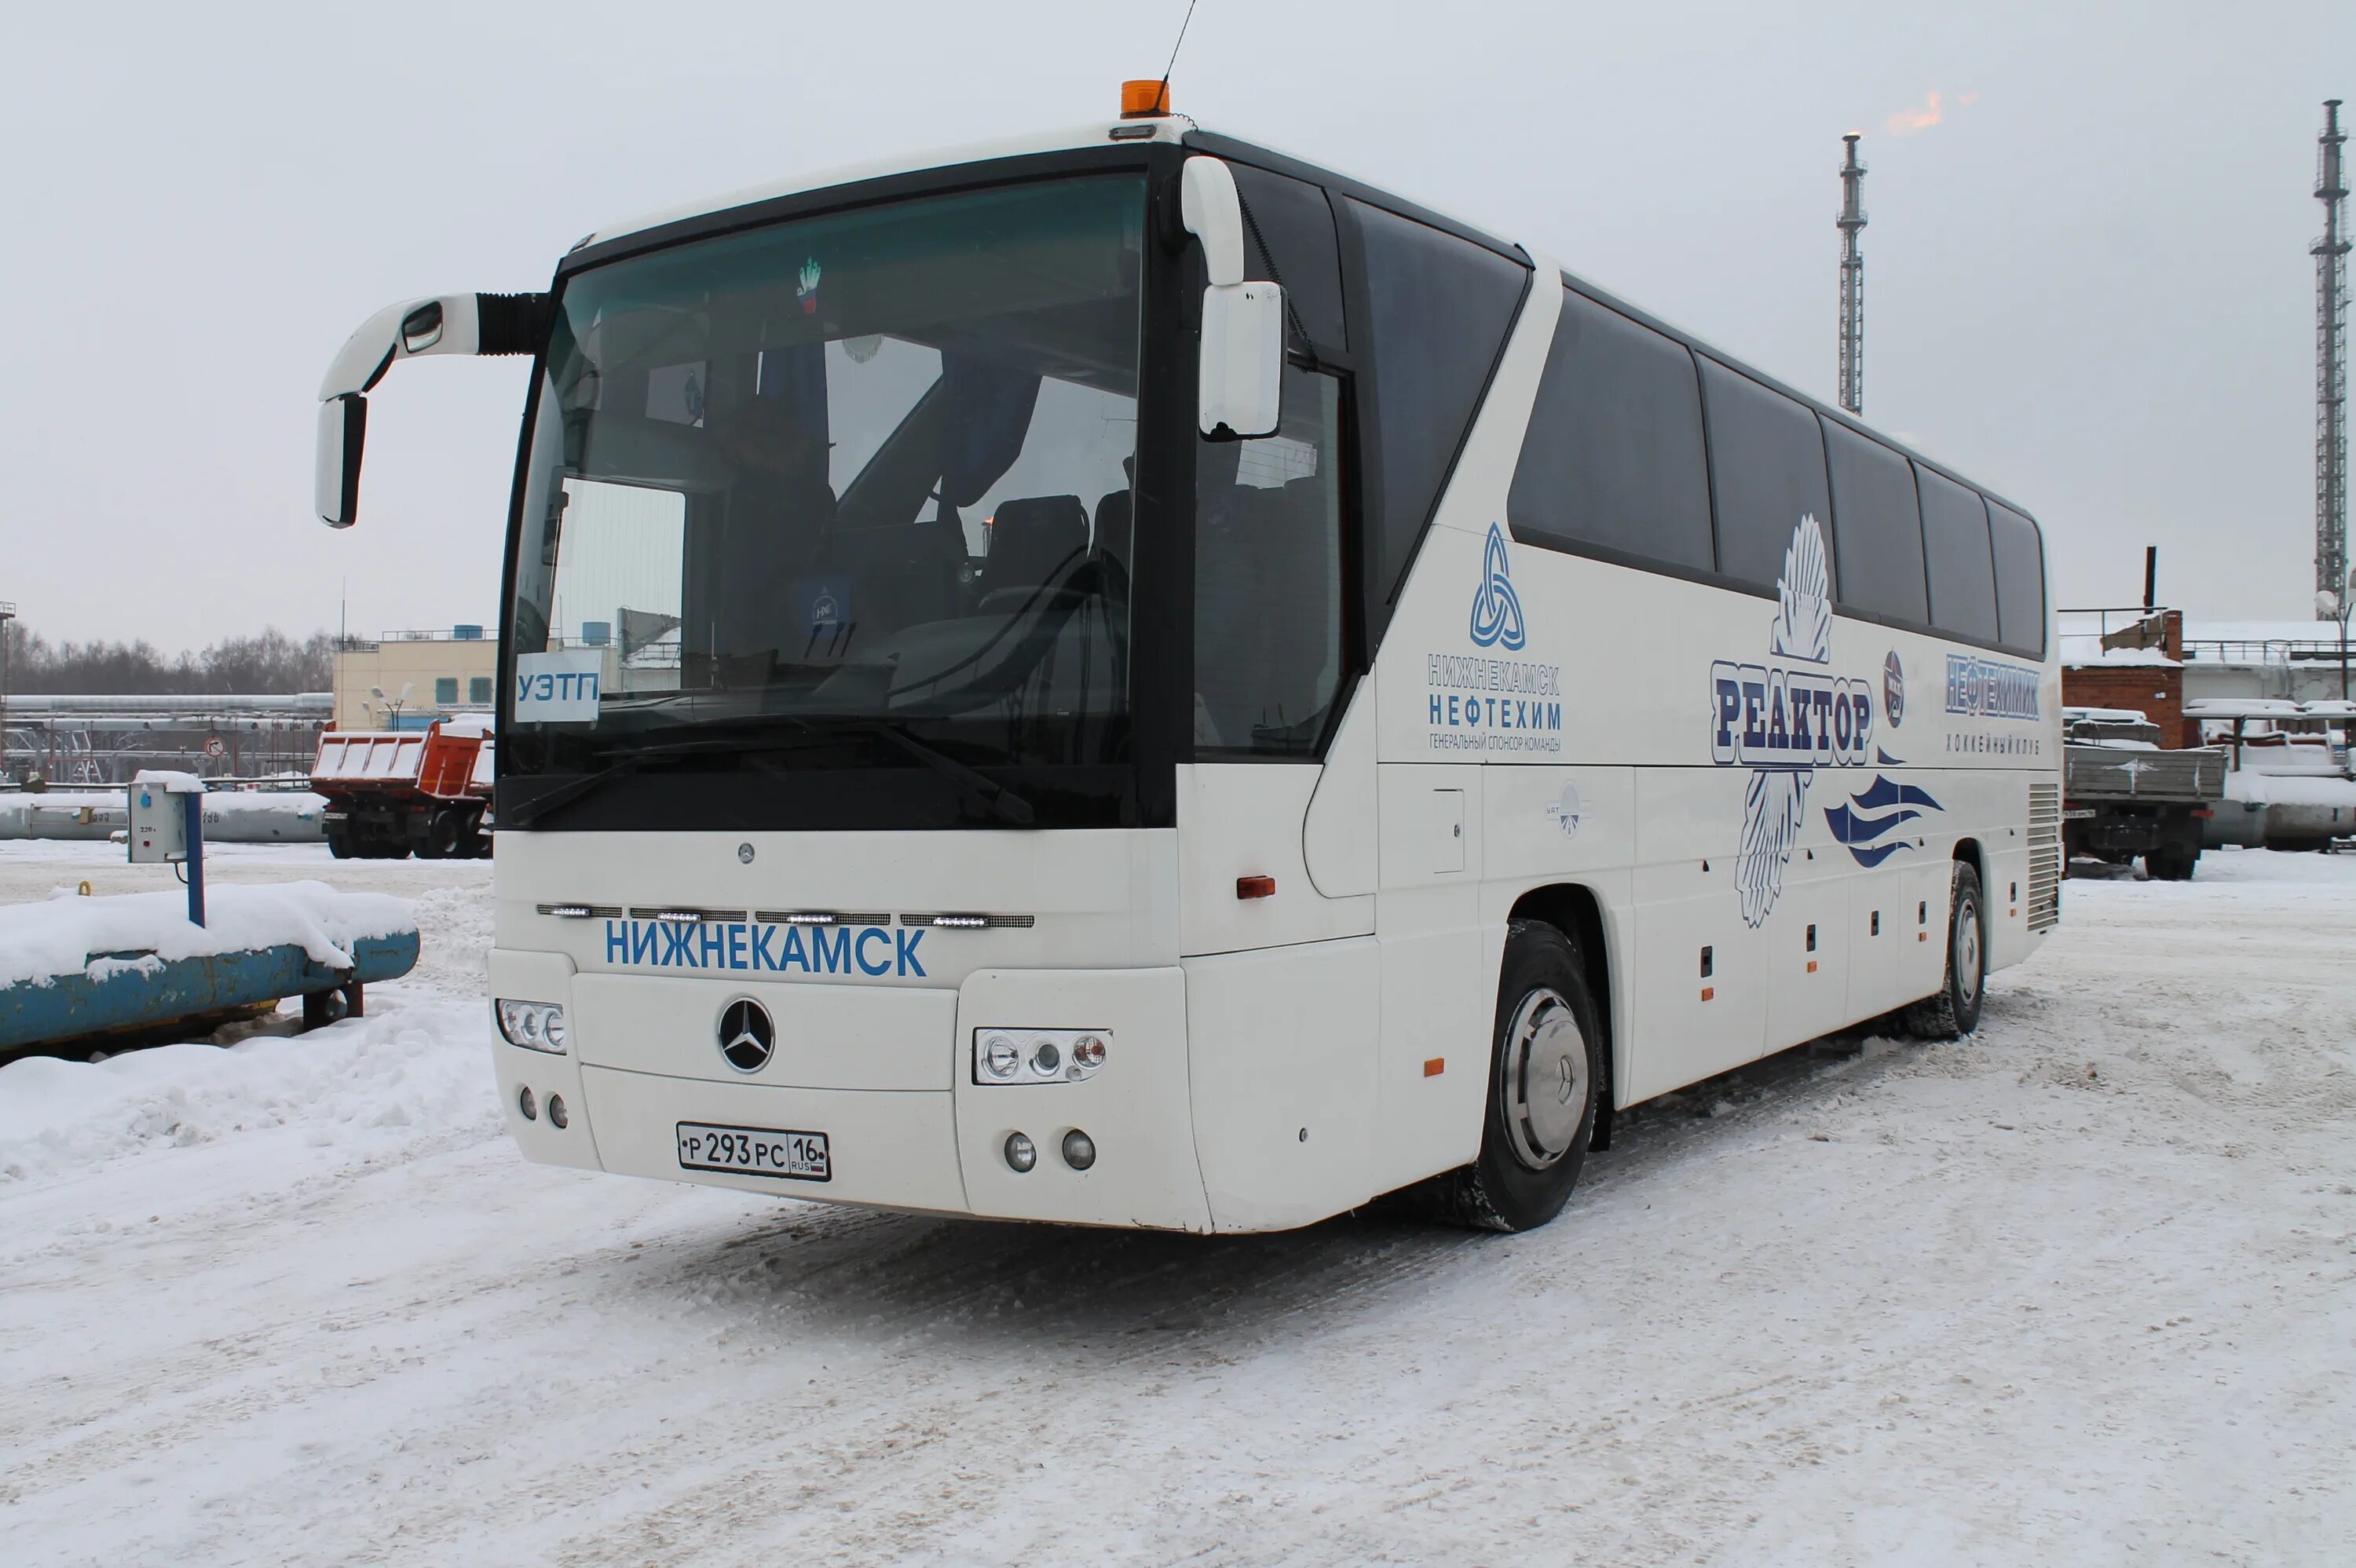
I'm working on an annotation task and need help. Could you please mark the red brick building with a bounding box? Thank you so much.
[2061,609,2194,747]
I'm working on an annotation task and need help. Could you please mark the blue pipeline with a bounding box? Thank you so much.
[0,932,420,1052]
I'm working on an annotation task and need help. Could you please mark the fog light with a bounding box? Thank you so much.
[1030,1040,1062,1077]
[982,1034,1021,1081]
[518,1085,537,1121]
[1071,1034,1106,1069]
[547,1094,569,1129]
[1004,1131,1037,1172]
[1061,1129,1096,1171]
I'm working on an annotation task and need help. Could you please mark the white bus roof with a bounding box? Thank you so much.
[582,121,1191,253]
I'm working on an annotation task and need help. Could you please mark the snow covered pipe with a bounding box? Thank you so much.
[0,934,419,1054]
[0,792,327,842]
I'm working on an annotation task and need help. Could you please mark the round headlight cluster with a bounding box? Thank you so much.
[496,999,568,1054]
[973,1029,1111,1084]
[1004,1131,1037,1172]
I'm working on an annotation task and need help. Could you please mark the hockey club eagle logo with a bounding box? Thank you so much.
[1708,516,1875,927]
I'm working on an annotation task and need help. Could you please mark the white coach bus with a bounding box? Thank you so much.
[315,92,2062,1234]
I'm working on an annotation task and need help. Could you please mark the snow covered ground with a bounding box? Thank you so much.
[3,845,2352,1565]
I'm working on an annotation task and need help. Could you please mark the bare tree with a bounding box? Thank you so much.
[2,623,335,695]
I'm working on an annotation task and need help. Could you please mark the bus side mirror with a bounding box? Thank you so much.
[316,393,367,528]
[311,291,546,527]
[1198,281,1284,440]
[1180,156,1283,440]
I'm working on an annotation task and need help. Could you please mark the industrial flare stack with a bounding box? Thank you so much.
[1837,133,1867,417]
[2320,100,2351,618]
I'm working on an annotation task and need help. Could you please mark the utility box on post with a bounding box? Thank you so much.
[127,770,208,926]
[127,777,191,864]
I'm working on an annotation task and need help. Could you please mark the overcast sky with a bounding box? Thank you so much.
[2,1,2351,649]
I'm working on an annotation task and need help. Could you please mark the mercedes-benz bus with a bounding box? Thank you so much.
[313,88,2062,1234]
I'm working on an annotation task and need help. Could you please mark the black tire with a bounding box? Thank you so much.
[420,809,466,861]
[1904,861,1985,1040]
[325,824,354,861]
[2146,847,2197,882]
[1438,920,1606,1233]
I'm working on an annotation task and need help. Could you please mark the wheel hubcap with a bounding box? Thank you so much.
[1500,987,1590,1171]
[1955,897,1981,1003]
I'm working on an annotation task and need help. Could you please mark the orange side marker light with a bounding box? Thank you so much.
[1422,1057,1445,1077]
[1236,875,1276,900]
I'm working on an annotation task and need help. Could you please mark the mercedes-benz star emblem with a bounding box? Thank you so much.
[717,999,774,1073]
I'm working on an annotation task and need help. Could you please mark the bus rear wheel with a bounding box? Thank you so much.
[1904,861,1985,1040]
[1440,919,1604,1234]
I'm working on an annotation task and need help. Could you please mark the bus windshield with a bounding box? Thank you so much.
[505,174,1146,782]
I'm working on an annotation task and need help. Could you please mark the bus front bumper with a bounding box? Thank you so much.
[487,950,1211,1231]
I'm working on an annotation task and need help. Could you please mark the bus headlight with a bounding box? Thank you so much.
[496,1000,569,1054]
[971,1028,1110,1084]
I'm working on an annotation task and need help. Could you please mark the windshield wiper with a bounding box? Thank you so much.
[853,719,1035,826]
[499,753,649,829]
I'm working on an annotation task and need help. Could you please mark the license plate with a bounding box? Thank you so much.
[675,1122,831,1182]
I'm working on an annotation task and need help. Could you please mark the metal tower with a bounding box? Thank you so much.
[1837,134,1868,416]
[2319,100,2351,616]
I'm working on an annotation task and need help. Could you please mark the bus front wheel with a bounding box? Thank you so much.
[1441,919,1604,1234]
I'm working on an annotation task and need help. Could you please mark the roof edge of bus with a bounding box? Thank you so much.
[574,121,1191,253]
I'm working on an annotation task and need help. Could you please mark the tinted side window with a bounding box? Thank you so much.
[1230,163,1346,352]
[1697,360,1834,592]
[1349,199,1528,601]
[1507,287,1713,572]
[1918,465,1999,642]
[1824,422,1928,624]
[1986,500,2047,655]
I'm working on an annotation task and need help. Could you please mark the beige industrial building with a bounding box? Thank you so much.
[331,627,499,730]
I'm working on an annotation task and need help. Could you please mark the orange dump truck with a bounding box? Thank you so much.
[311,719,494,859]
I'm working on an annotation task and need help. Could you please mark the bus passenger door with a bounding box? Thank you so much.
[1182,367,1381,1227]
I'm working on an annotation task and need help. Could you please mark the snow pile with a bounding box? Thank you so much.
[0,999,496,1184]
[0,881,415,989]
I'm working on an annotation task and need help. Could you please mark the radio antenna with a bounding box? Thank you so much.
[1157,0,1201,111]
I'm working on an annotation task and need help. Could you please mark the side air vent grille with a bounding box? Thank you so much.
[2026,782,2062,933]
